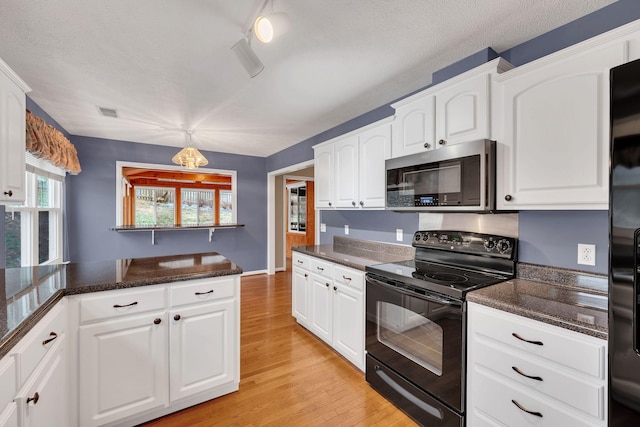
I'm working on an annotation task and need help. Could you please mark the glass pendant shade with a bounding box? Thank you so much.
[172,132,208,169]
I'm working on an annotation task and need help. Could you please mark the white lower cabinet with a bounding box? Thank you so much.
[0,403,17,427]
[70,276,240,427]
[78,311,168,427]
[17,337,67,427]
[467,302,607,427]
[292,252,365,371]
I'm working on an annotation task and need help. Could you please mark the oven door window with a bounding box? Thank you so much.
[376,301,443,376]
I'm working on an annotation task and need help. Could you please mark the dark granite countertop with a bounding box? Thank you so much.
[468,263,608,340]
[292,236,415,271]
[0,252,242,358]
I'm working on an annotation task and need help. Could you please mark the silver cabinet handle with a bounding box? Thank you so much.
[512,366,543,381]
[512,399,543,417]
[512,332,543,346]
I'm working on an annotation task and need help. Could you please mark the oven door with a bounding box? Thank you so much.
[365,274,465,413]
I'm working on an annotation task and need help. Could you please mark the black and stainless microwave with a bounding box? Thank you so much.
[385,139,495,212]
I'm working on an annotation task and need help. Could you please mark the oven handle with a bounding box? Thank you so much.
[374,365,444,420]
[366,275,462,306]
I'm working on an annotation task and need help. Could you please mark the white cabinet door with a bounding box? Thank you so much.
[292,267,310,326]
[169,300,236,402]
[309,274,333,344]
[314,144,334,209]
[0,403,17,427]
[0,66,26,204]
[78,311,168,427]
[19,342,66,427]
[333,135,359,208]
[392,94,436,157]
[332,283,364,370]
[358,123,391,208]
[435,73,490,147]
[496,40,626,210]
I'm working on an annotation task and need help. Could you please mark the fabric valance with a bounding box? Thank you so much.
[25,109,81,174]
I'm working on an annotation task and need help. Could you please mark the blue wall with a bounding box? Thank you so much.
[65,136,268,272]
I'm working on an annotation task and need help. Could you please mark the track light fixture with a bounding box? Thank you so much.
[231,0,289,77]
[231,37,264,78]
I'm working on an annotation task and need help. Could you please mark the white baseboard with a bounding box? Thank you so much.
[241,269,268,277]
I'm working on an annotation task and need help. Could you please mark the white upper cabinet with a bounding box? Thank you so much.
[314,118,391,210]
[391,94,436,155]
[435,73,490,148]
[392,58,512,158]
[0,57,31,204]
[314,143,334,209]
[494,33,629,210]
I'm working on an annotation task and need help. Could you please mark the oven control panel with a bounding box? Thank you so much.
[412,230,517,259]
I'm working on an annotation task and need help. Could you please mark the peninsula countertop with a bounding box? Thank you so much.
[1,252,242,358]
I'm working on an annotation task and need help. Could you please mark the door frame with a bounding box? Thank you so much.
[267,160,315,275]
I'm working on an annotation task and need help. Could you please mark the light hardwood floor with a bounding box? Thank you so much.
[141,266,416,426]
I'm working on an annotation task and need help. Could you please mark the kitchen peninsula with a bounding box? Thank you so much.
[0,252,242,427]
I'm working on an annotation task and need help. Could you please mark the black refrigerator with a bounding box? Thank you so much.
[610,58,640,426]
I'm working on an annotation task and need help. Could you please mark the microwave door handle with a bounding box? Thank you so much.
[366,275,461,307]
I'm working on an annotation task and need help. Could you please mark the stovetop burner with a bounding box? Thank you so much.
[365,230,517,300]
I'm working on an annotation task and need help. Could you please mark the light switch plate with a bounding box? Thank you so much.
[396,229,403,241]
[344,225,349,235]
[320,223,326,233]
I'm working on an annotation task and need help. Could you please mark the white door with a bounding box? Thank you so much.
[497,41,625,210]
[20,345,66,427]
[435,73,490,147]
[292,267,310,325]
[78,312,168,427]
[333,135,359,208]
[309,274,333,344]
[169,300,236,402]
[358,123,391,208]
[332,284,364,370]
[391,94,436,157]
[0,70,26,203]
[314,144,334,208]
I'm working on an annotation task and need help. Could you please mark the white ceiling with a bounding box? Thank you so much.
[0,0,616,157]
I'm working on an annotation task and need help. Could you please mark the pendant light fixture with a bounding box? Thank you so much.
[171,130,208,170]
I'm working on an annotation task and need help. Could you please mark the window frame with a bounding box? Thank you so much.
[115,161,238,227]
[5,170,64,267]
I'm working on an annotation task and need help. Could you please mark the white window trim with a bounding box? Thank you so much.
[115,161,238,226]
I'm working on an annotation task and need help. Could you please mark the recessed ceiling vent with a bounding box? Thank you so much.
[97,107,118,118]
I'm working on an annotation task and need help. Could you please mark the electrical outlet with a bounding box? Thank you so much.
[578,243,596,266]
[344,225,349,235]
[396,229,403,241]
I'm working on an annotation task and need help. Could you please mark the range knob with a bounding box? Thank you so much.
[421,232,429,241]
[483,240,496,251]
[497,239,511,254]
[414,233,422,242]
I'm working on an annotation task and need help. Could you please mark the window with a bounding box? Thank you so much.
[116,162,237,227]
[4,170,63,267]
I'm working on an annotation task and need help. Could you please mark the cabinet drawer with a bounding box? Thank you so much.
[310,258,334,279]
[334,265,364,291]
[292,253,311,270]
[170,277,236,307]
[14,301,65,387]
[471,304,605,379]
[472,368,599,427]
[79,286,167,324]
[473,339,604,419]
[0,357,16,410]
